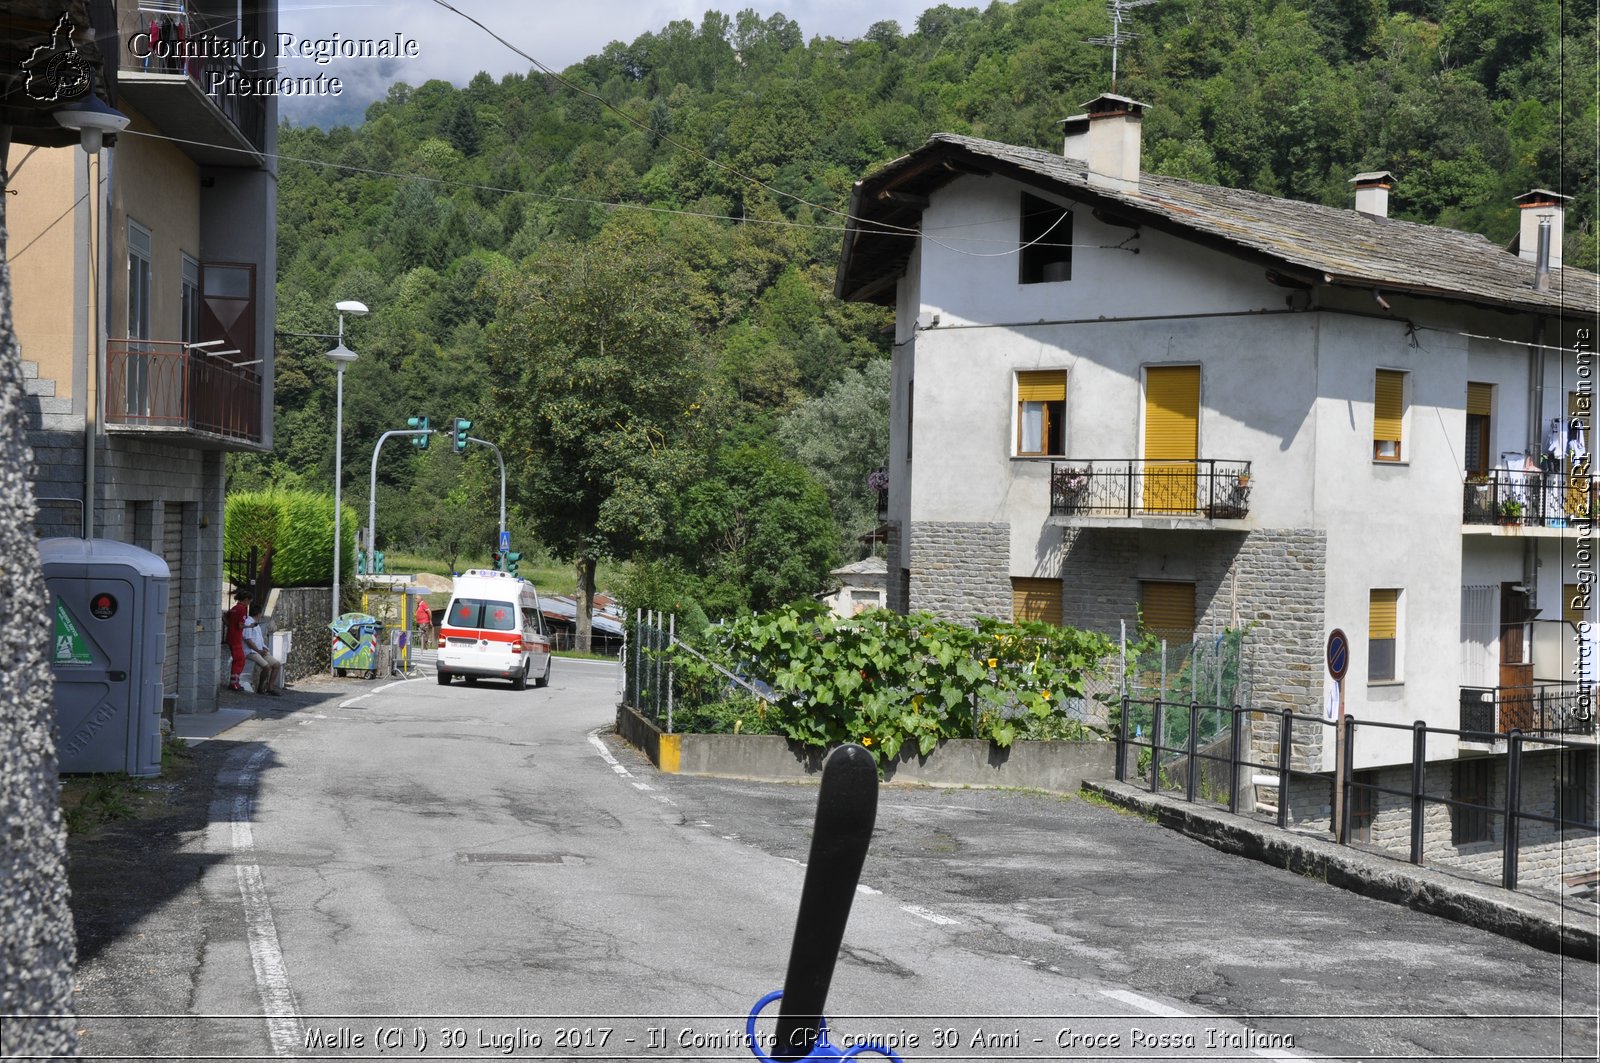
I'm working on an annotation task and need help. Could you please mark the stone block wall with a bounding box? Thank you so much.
[261,586,334,682]
[907,520,1010,619]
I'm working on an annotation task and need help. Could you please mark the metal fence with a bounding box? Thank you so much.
[1117,697,1600,900]
[1051,459,1252,518]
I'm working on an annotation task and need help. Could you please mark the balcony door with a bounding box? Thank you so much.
[1143,366,1199,513]
[1498,582,1534,731]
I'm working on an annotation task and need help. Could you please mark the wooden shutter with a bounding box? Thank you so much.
[1012,577,1062,625]
[1373,370,1405,449]
[1369,589,1399,640]
[1139,580,1195,638]
[1466,382,1492,417]
[1017,370,1067,402]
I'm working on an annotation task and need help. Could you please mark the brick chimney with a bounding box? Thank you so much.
[1349,171,1394,218]
[1515,189,1567,269]
[1061,93,1147,193]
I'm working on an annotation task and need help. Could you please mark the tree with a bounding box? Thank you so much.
[485,220,706,648]
[777,359,891,547]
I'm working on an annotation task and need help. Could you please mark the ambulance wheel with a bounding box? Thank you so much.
[534,659,551,688]
[436,669,451,686]
[511,663,528,692]
[464,675,478,686]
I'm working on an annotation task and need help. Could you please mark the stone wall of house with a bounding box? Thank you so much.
[260,586,334,683]
[907,520,1010,619]
[886,520,908,614]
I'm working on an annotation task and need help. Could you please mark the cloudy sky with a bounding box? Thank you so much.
[276,0,939,125]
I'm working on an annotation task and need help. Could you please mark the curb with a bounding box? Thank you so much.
[1084,779,1599,962]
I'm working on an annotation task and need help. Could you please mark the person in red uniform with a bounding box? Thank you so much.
[415,597,432,650]
[225,589,251,690]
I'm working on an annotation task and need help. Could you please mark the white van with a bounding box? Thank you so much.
[435,569,552,690]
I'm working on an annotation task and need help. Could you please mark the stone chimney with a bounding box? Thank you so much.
[1349,171,1394,218]
[1515,189,1568,269]
[1061,93,1147,193]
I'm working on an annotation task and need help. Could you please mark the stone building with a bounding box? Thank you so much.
[835,94,1598,874]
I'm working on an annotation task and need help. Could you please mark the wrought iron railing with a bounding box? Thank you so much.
[1051,459,1252,518]
[105,339,262,444]
[1459,682,1596,737]
[1462,469,1594,527]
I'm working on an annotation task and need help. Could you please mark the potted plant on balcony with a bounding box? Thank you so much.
[1498,498,1526,524]
[1053,466,1091,513]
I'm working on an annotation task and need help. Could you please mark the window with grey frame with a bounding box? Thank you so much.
[126,220,153,417]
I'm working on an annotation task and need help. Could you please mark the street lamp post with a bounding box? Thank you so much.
[326,300,368,638]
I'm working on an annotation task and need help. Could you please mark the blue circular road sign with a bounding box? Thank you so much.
[1327,629,1349,680]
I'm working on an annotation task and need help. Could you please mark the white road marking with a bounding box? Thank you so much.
[339,676,425,709]
[588,728,676,807]
[899,904,960,926]
[230,746,302,1056]
[856,884,882,895]
[1100,989,1316,1060]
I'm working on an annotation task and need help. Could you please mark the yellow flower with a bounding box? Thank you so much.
[987,658,998,669]
[861,736,873,747]
[1041,690,1052,700]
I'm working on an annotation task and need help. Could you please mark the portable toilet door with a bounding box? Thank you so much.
[41,538,170,777]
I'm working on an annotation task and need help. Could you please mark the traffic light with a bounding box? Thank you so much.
[408,415,430,448]
[453,417,472,453]
[355,548,366,575]
[373,551,386,574]
[491,549,502,571]
[506,551,522,577]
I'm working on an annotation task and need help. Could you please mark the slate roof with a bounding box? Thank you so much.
[837,133,1599,316]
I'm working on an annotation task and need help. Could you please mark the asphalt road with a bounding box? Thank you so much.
[62,657,1598,1062]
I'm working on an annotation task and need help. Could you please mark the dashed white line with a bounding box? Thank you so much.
[1100,989,1316,1060]
[588,729,676,807]
[899,904,960,926]
[229,746,302,1056]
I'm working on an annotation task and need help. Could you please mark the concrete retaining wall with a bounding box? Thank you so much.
[616,706,1114,791]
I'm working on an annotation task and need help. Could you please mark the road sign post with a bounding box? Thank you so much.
[1327,628,1349,838]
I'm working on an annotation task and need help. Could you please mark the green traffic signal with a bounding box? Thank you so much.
[374,551,386,574]
[506,550,522,576]
[407,415,430,448]
[453,417,472,453]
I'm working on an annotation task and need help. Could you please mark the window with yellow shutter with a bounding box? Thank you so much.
[1139,580,1196,641]
[1012,577,1063,625]
[1016,370,1067,456]
[1465,382,1492,475]
[1374,369,1406,461]
[1369,588,1400,681]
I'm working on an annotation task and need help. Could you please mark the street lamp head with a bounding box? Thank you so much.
[324,341,358,366]
[53,94,129,153]
[335,300,369,316]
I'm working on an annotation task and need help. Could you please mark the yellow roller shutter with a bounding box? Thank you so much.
[1140,580,1195,639]
[1017,370,1067,402]
[1374,370,1405,458]
[1466,382,1492,417]
[1565,584,1588,626]
[1012,577,1062,625]
[1369,589,1398,640]
[1144,366,1199,512]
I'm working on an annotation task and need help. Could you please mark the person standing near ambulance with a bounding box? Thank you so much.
[415,597,433,649]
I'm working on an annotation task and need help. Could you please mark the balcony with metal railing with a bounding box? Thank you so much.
[105,339,262,447]
[1462,469,1594,533]
[114,2,267,165]
[1459,682,1597,739]
[1050,459,1252,522]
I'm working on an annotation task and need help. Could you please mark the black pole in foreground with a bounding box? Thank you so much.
[771,744,879,1061]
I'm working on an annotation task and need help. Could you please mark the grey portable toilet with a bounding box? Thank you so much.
[40,538,170,777]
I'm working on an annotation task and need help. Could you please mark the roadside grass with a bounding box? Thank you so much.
[60,736,195,835]
[554,648,621,662]
[1077,786,1157,821]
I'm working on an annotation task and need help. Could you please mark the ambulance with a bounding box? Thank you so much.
[435,569,552,690]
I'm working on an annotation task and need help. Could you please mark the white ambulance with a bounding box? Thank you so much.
[435,569,552,690]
